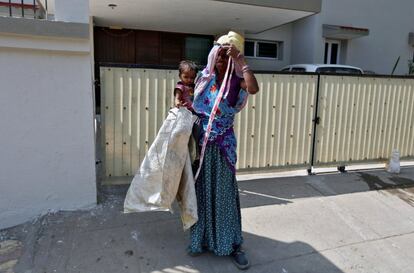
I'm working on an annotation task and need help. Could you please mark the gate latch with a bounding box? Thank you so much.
[313,116,320,124]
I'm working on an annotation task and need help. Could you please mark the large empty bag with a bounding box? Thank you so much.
[124,107,198,229]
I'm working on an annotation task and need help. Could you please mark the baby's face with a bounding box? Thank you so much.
[180,70,196,86]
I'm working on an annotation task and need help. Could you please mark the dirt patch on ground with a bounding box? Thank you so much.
[0,240,22,273]
[383,187,414,206]
[358,172,392,190]
[358,172,414,206]
[388,176,414,185]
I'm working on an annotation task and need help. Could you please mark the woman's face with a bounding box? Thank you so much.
[215,46,229,73]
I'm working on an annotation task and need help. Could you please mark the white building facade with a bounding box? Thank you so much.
[0,0,97,229]
[246,0,414,74]
[1,0,413,229]
[0,0,321,229]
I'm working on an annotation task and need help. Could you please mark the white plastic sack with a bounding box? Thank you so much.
[176,152,199,229]
[386,149,400,174]
[124,107,198,229]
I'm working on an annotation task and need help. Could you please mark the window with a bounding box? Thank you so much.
[244,40,279,59]
[291,67,306,72]
[316,67,362,74]
[185,36,213,65]
[257,42,278,58]
[245,41,255,57]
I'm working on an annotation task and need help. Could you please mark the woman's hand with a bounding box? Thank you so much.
[228,45,259,94]
[224,44,241,60]
[222,44,259,94]
[223,44,248,68]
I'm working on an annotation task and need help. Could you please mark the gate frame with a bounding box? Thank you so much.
[96,62,414,184]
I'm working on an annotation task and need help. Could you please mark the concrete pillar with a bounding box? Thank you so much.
[54,0,89,24]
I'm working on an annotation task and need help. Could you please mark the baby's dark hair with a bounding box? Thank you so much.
[178,60,198,76]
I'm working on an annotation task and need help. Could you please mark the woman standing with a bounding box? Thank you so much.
[188,32,259,270]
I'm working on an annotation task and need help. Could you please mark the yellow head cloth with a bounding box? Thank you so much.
[216,31,244,54]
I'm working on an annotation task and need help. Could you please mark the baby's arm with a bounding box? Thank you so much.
[174,88,183,107]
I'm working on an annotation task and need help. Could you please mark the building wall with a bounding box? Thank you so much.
[93,27,213,66]
[291,0,414,75]
[321,0,414,75]
[0,18,96,229]
[290,15,320,64]
[245,24,293,71]
[54,0,89,23]
[93,25,290,72]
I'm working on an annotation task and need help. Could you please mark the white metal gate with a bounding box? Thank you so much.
[314,75,414,166]
[99,66,414,184]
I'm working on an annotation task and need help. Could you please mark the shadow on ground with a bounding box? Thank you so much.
[97,167,414,210]
[7,197,345,273]
[237,167,414,208]
[2,167,414,272]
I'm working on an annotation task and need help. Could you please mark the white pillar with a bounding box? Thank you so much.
[54,0,89,23]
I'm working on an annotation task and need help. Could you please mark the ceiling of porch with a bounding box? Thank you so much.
[89,0,319,35]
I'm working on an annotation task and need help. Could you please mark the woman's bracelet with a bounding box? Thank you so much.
[233,53,251,73]
[241,65,251,73]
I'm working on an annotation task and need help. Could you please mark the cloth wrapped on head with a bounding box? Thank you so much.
[194,31,245,102]
[216,31,245,54]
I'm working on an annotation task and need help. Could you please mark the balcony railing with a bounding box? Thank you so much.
[0,0,47,19]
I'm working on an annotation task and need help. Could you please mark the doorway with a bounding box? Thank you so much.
[324,39,341,64]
